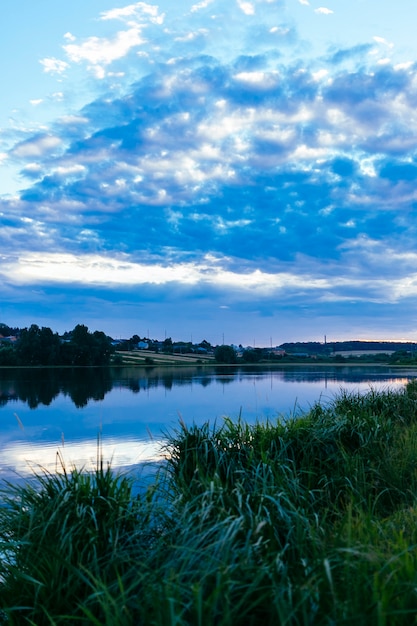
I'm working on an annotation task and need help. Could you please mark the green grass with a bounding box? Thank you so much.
[2,384,417,623]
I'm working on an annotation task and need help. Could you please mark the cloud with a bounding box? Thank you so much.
[0,250,397,304]
[11,134,62,159]
[56,115,89,126]
[99,2,164,25]
[20,163,43,179]
[1,252,335,300]
[4,244,417,326]
[237,0,255,16]
[51,5,165,83]
[4,2,417,340]
[315,7,333,15]
[191,0,215,12]
[40,57,69,74]
[7,56,417,264]
[63,28,146,67]
[373,36,394,49]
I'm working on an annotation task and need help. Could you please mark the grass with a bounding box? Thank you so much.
[2,383,417,623]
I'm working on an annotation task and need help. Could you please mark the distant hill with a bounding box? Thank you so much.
[280,341,417,355]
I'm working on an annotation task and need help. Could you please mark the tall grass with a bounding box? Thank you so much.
[2,384,417,623]
[0,445,164,625]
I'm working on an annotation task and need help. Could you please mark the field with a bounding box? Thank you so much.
[2,383,417,623]
[115,349,216,365]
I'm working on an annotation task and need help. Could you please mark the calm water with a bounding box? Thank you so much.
[0,365,415,481]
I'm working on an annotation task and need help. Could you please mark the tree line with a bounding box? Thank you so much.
[0,324,114,367]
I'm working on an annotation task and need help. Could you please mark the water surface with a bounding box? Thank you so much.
[0,365,414,481]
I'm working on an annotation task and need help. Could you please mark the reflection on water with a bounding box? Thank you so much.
[1,365,414,409]
[0,367,114,409]
[0,365,415,481]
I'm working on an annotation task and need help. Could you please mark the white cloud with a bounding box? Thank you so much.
[290,144,327,161]
[373,35,394,49]
[233,70,279,88]
[315,7,334,14]
[21,163,42,175]
[4,252,333,294]
[52,164,86,178]
[40,57,69,74]
[63,32,76,42]
[9,250,408,307]
[29,99,43,106]
[174,29,208,43]
[100,2,164,25]
[57,115,89,126]
[191,0,214,11]
[12,135,62,158]
[64,28,145,67]
[270,26,290,36]
[237,0,255,15]
[312,69,328,81]
[395,61,413,71]
[299,0,310,4]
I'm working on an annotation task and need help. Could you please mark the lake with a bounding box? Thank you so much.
[0,364,415,482]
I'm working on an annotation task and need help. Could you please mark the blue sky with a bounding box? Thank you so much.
[2,0,417,345]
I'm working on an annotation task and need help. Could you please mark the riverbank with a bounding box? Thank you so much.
[114,348,417,368]
[1,383,417,623]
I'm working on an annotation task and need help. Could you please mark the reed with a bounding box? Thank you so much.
[1,384,417,623]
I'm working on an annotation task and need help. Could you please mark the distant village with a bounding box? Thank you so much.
[110,336,417,358]
[1,322,417,366]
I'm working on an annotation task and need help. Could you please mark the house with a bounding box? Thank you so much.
[0,336,17,344]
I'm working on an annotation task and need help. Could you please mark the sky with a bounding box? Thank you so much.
[2,0,417,346]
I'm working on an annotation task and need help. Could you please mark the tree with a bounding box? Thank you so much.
[242,348,262,363]
[15,325,61,366]
[61,325,114,366]
[163,337,173,353]
[91,330,114,365]
[214,344,237,364]
[69,324,92,365]
[0,344,17,366]
[0,323,17,337]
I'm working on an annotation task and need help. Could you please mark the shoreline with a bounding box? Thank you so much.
[1,359,417,369]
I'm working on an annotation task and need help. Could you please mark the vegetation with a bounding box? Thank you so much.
[214,343,237,363]
[281,339,417,356]
[241,347,263,362]
[2,384,417,622]
[0,323,114,366]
